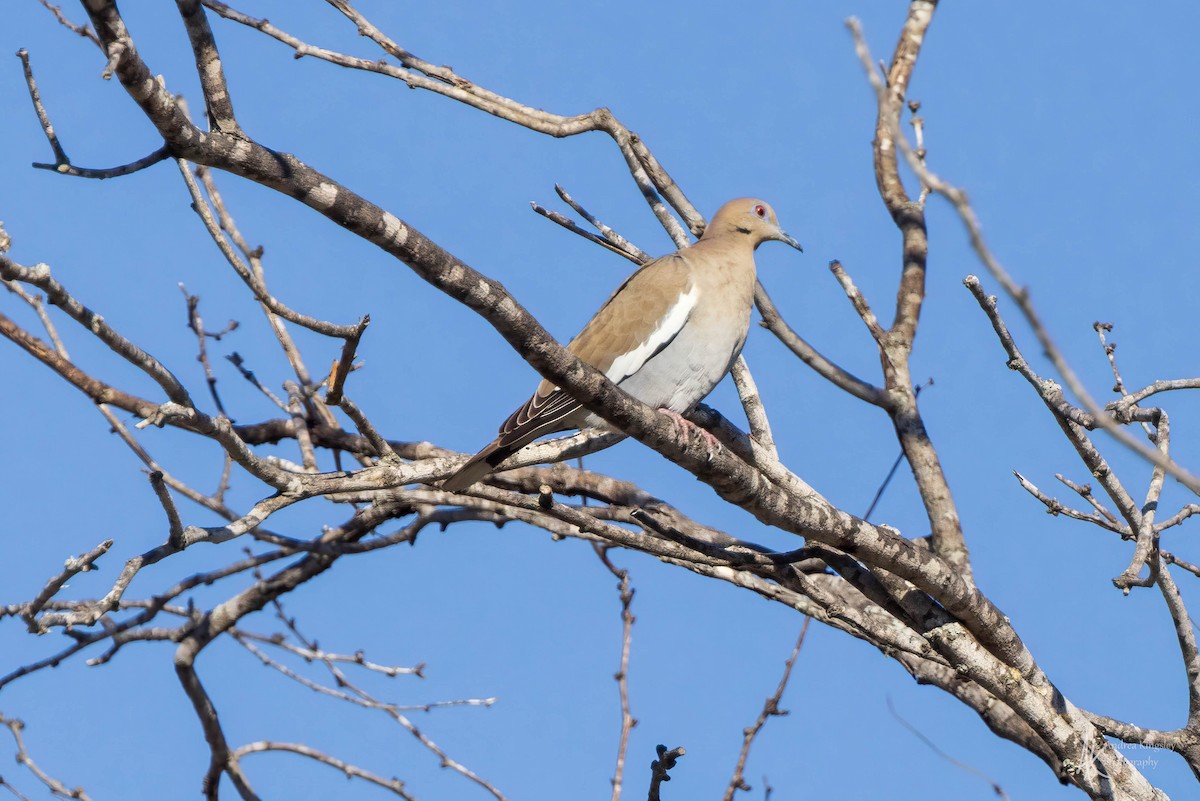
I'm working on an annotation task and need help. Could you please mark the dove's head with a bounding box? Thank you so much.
[704,198,802,252]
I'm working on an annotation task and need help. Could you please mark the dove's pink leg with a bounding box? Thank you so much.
[659,409,722,457]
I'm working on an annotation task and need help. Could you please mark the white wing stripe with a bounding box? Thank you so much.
[604,284,699,384]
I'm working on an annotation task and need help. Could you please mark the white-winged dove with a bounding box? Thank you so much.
[442,198,802,491]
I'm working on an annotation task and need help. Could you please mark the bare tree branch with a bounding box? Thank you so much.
[0,714,93,801]
[0,3,1191,799]
[730,356,777,460]
[17,540,112,633]
[595,547,637,801]
[555,184,653,263]
[647,745,685,801]
[0,257,193,406]
[846,7,973,579]
[887,697,1010,800]
[753,282,886,406]
[723,620,810,801]
[35,0,101,46]
[231,742,416,800]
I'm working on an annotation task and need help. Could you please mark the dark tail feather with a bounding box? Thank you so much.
[441,438,519,492]
[442,398,578,491]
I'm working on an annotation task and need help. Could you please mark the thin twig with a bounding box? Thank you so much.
[1156,504,1200,534]
[323,315,370,405]
[1155,557,1200,725]
[1,279,69,356]
[32,147,169,179]
[531,202,645,263]
[149,470,186,548]
[964,278,1148,519]
[829,260,885,345]
[863,380,933,521]
[886,697,1010,799]
[285,381,318,472]
[0,775,36,801]
[21,540,113,632]
[753,282,885,406]
[234,618,506,800]
[17,49,68,165]
[193,166,318,392]
[1056,474,1123,528]
[0,552,292,692]
[97,404,238,520]
[336,395,395,460]
[595,546,637,801]
[181,284,234,417]
[0,715,93,801]
[864,450,906,523]
[1163,551,1200,579]
[232,742,416,800]
[1014,472,1128,535]
[233,631,424,677]
[1110,378,1200,415]
[554,185,652,262]
[1113,411,1169,590]
[226,353,288,411]
[177,161,362,339]
[35,0,102,46]
[213,451,235,505]
[19,48,164,176]
[648,745,686,801]
[723,619,810,801]
[1095,322,1155,439]
[0,258,194,407]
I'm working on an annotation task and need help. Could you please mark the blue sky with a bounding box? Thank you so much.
[2,1,1199,799]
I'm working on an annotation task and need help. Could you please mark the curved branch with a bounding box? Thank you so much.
[754,282,886,406]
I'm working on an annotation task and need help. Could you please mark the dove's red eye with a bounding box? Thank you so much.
[754,205,766,218]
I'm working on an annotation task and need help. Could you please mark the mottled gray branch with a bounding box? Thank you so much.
[847,7,972,579]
